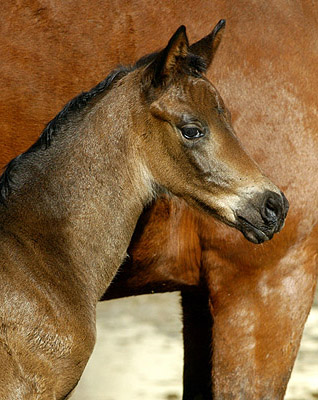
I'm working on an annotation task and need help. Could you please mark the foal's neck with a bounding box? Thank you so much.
[2,76,154,301]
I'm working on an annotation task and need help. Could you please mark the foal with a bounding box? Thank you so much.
[0,22,287,398]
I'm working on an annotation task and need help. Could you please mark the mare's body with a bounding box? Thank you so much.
[0,1,316,398]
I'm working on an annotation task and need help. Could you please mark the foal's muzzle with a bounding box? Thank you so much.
[236,190,289,244]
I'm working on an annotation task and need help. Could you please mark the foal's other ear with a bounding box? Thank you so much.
[143,25,189,88]
[190,19,226,70]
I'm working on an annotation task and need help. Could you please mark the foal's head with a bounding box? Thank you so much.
[135,21,288,243]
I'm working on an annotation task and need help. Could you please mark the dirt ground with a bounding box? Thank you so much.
[72,291,318,400]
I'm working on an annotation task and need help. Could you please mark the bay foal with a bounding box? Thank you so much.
[3,1,315,398]
[0,23,287,399]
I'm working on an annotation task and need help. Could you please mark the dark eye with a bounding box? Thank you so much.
[180,127,205,140]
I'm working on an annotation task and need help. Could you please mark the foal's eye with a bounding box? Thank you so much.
[180,127,205,140]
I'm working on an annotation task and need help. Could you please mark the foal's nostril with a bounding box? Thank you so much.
[281,191,289,219]
[262,191,283,224]
[265,197,279,220]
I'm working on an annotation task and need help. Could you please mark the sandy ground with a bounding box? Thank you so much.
[72,291,318,400]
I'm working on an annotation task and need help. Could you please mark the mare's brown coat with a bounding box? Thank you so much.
[1,1,317,399]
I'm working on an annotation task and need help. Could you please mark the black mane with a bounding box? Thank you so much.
[0,50,205,205]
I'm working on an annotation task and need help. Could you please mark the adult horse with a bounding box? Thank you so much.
[1,1,317,399]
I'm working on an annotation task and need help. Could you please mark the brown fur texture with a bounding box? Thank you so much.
[0,15,287,399]
[0,1,316,399]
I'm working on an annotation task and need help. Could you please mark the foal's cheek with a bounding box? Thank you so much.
[187,146,231,188]
[188,148,213,178]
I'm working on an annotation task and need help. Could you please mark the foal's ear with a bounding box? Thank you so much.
[143,25,189,88]
[190,19,226,70]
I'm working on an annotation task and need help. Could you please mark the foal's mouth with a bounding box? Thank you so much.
[236,215,274,244]
[235,191,289,244]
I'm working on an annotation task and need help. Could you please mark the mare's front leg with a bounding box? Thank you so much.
[201,222,317,399]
